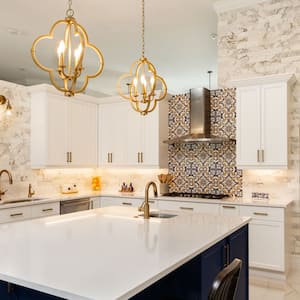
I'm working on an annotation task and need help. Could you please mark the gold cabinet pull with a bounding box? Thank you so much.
[42,208,53,212]
[148,200,155,204]
[262,149,264,162]
[70,152,72,163]
[222,205,236,209]
[10,213,23,217]
[138,152,140,163]
[257,150,260,162]
[122,202,132,206]
[141,152,144,163]
[110,153,113,163]
[67,152,69,163]
[254,212,268,216]
[180,207,194,211]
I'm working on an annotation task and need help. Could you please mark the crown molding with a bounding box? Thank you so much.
[230,73,296,87]
[213,0,269,14]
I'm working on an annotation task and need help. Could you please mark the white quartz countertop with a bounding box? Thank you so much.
[0,206,250,300]
[0,190,292,209]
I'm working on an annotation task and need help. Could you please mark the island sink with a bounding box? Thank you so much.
[138,212,178,219]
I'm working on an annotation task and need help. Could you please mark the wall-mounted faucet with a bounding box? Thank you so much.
[139,181,158,219]
[28,183,35,198]
[0,170,13,200]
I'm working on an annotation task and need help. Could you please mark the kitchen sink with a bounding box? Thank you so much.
[138,212,178,219]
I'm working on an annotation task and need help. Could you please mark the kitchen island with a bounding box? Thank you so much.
[0,206,250,300]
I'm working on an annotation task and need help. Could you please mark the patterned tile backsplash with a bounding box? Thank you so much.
[168,89,243,196]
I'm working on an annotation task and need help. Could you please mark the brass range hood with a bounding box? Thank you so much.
[164,88,235,144]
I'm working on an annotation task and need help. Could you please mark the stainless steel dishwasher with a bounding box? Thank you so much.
[60,198,92,215]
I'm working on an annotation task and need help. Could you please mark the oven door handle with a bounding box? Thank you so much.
[60,199,90,207]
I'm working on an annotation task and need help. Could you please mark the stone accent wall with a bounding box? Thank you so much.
[168,89,243,196]
[216,0,300,254]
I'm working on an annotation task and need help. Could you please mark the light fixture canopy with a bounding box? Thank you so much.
[31,0,104,96]
[117,0,167,115]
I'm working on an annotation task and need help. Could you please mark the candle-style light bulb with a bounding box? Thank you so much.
[57,40,65,66]
[74,44,83,68]
[5,100,12,116]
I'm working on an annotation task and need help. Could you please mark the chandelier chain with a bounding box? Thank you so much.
[66,0,74,17]
[142,0,145,58]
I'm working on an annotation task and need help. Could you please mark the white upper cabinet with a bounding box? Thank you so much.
[30,84,98,168]
[98,101,128,166]
[234,74,295,169]
[98,96,169,168]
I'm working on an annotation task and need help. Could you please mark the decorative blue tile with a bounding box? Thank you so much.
[168,89,243,196]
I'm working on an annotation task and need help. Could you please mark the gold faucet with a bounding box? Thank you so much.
[139,181,158,219]
[28,183,35,198]
[0,169,13,200]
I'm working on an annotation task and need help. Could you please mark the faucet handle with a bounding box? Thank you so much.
[0,189,7,196]
[28,184,35,198]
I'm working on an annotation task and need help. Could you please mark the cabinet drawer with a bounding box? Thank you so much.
[220,204,240,216]
[159,200,219,214]
[239,206,284,222]
[0,206,31,224]
[31,202,60,218]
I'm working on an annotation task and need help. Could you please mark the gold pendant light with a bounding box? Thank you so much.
[31,0,104,96]
[117,0,167,115]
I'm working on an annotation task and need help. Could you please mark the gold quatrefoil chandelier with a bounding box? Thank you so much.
[117,0,167,115]
[31,0,104,96]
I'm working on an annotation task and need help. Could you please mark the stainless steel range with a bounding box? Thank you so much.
[162,192,229,200]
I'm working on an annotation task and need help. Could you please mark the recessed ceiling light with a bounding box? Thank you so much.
[211,33,217,40]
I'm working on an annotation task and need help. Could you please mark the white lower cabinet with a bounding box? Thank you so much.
[0,202,60,224]
[158,198,288,274]
[239,205,286,272]
[0,206,32,224]
[31,202,60,219]
[100,197,158,209]
[158,200,219,214]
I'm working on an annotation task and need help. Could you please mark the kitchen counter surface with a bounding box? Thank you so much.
[100,192,293,208]
[0,190,292,209]
[0,206,250,300]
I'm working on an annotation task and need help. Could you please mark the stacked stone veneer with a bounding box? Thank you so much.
[216,0,300,254]
[168,89,243,196]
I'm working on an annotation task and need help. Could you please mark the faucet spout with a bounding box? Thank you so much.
[0,170,13,184]
[139,181,158,219]
[0,169,13,200]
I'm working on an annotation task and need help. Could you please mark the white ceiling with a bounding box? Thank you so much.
[0,0,218,97]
